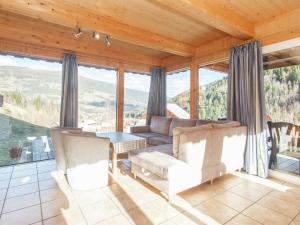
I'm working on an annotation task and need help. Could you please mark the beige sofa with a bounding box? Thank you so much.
[130,116,209,146]
[129,119,247,201]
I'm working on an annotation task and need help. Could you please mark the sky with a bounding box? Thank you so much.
[0,54,226,97]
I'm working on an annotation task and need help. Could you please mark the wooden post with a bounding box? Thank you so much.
[190,61,199,119]
[116,64,125,132]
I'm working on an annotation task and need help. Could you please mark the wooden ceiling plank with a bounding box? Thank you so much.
[147,0,254,39]
[0,0,194,56]
[0,10,161,67]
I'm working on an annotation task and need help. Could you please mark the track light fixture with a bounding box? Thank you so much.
[105,35,111,46]
[73,27,83,39]
[93,32,100,40]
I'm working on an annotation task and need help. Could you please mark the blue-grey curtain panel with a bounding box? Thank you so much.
[228,41,268,178]
[60,54,78,128]
[146,67,167,125]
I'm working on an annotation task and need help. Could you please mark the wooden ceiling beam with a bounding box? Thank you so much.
[147,0,254,39]
[0,0,195,56]
[0,10,161,68]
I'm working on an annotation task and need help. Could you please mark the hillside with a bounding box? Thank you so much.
[169,65,300,124]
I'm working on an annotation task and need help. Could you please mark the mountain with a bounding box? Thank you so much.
[0,66,149,111]
[169,65,300,124]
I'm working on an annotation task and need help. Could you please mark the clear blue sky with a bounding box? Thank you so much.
[0,54,226,97]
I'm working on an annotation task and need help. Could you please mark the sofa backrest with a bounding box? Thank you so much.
[150,116,172,135]
[173,124,247,174]
[168,118,197,136]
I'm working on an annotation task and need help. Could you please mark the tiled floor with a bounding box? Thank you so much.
[0,159,300,225]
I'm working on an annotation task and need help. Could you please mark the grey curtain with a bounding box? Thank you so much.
[146,67,167,125]
[227,41,268,178]
[60,54,78,128]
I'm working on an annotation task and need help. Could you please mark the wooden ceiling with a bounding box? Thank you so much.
[0,0,300,72]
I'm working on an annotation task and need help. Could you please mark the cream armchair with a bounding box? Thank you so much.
[50,127,82,174]
[61,132,110,190]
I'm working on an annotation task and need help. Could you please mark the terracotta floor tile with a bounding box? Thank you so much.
[6,182,39,199]
[268,190,300,209]
[9,174,38,187]
[14,163,36,171]
[95,214,132,225]
[0,180,9,190]
[2,192,40,213]
[81,198,121,225]
[42,197,78,220]
[242,204,292,225]
[37,160,56,168]
[0,205,41,225]
[0,189,7,201]
[38,171,55,181]
[0,173,11,181]
[212,174,243,189]
[160,212,206,225]
[72,188,108,206]
[39,178,58,191]
[229,183,267,201]
[290,220,300,225]
[195,199,238,224]
[214,191,253,212]
[0,166,13,174]
[258,195,300,218]
[43,208,87,225]
[40,187,73,203]
[37,165,57,173]
[225,214,261,225]
[179,184,221,206]
[12,168,37,178]
[125,198,180,225]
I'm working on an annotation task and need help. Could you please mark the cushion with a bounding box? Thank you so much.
[147,135,173,146]
[196,120,213,126]
[150,116,172,135]
[212,121,241,129]
[173,123,213,158]
[129,144,173,156]
[132,132,160,139]
[168,118,197,136]
[129,144,189,179]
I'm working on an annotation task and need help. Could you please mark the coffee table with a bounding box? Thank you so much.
[96,132,146,173]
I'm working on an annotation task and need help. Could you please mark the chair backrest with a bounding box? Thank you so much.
[61,132,110,169]
[50,127,82,173]
[268,122,296,152]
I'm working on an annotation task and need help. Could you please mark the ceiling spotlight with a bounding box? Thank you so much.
[73,27,83,39]
[93,32,100,40]
[105,35,111,46]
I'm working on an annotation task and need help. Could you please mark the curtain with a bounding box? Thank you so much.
[146,67,167,125]
[227,41,268,178]
[60,53,78,128]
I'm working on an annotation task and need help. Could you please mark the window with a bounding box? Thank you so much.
[78,66,117,132]
[123,72,150,132]
[0,54,61,166]
[198,62,228,120]
[167,70,190,119]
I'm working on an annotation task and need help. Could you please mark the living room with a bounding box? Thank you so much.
[0,1,300,225]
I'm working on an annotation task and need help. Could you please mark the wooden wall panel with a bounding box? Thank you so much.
[190,61,199,119]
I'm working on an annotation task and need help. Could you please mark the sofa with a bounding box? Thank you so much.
[129,116,247,201]
[130,116,211,146]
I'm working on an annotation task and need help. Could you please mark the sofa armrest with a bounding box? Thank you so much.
[130,125,150,133]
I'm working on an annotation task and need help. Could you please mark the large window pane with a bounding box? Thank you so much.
[167,70,190,118]
[123,72,150,132]
[78,66,117,132]
[199,63,228,120]
[0,54,61,166]
[264,46,300,175]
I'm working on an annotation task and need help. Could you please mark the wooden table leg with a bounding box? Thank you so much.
[112,147,117,174]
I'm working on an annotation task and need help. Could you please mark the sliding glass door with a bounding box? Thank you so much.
[0,54,61,166]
